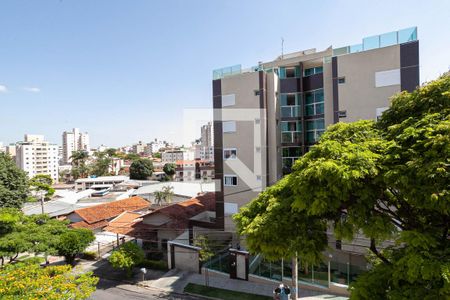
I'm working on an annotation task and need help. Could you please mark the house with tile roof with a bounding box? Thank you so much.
[104,192,216,250]
[68,196,151,232]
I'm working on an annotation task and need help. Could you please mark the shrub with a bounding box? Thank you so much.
[109,242,145,277]
[146,250,164,261]
[139,259,168,271]
[82,251,97,260]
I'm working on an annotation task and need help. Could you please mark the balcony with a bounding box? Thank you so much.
[280,105,301,118]
[281,132,302,144]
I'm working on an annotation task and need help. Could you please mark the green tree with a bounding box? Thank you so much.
[163,163,176,179]
[30,174,55,200]
[162,185,174,204]
[56,228,95,265]
[0,209,69,265]
[0,153,29,208]
[194,235,214,286]
[125,153,140,161]
[90,151,112,176]
[70,150,90,179]
[152,152,161,159]
[109,241,145,277]
[129,158,153,180]
[235,74,450,300]
[0,261,98,299]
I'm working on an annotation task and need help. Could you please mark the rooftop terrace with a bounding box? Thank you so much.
[213,26,417,80]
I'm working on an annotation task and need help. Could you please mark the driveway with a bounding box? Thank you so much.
[91,278,202,300]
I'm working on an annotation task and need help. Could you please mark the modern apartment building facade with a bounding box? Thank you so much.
[212,27,419,234]
[16,134,59,183]
[62,128,90,164]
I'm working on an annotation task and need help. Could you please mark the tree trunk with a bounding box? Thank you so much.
[0,256,4,266]
[9,253,19,263]
[291,255,298,300]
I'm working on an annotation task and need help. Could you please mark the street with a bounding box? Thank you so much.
[90,278,203,300]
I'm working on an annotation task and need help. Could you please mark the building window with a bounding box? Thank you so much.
[223,121,236,133]
[305,89,324,116]
[280,93,301,118]
[222,94,236,107]
[281,121,302,144]
[279,66,300,79]
[338,77,346,84]
[306,118,325,143]
[304,66,323,77]
[224,175,238,186]
[223,148,237,159]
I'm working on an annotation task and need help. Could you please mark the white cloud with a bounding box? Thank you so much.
[0,85,7,93]
[23,87,41,93]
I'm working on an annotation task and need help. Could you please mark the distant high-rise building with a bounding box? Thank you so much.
[62,128,90,164]
[16,134,59,183]
[201,122,213,148]
[198,122,214,162]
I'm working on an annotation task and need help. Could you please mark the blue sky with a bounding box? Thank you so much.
[1,0,449,147]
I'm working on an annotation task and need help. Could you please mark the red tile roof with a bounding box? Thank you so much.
[74,196,150,224]
[143,192,215,230]
[70,220,108,230]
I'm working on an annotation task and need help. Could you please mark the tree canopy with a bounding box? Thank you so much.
[234,74,450,299]
[0,153,29,208]
[163,163,176,178]
[0,261,98,299]
[0,208,69,265]
[30,174,55,200]
[109,241,145,277]
[56,228,95,265]
[129,158,153,180]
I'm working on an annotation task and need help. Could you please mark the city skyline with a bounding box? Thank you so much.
[1,1,449,147]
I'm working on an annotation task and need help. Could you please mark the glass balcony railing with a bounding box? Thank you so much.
[281,132,302,144]
[281,105,301,118]
[332,27,417,57]
[212,64,242,80]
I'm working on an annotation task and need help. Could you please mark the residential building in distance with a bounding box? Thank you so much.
[15,134,59,183]
[174,160,214,182]
[146,139,167,156]
[74,175,130,191]
[132,141,146,155]
[212,27,419,242]
[162,149,195,164]
[62,128,90,164]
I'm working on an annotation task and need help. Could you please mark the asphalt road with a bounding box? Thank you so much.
[91,278,202,300]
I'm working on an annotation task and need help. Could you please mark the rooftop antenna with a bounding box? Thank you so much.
[281,37,284,59]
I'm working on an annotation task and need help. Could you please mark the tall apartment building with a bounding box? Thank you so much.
[16,134,59,183]
[62,128,90,164]
[212,27,419,233]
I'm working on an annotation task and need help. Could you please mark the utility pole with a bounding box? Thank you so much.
[40,192,45,214]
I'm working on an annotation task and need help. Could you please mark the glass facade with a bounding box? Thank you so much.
[248,257,365,288]
[305,89,324,116]
[280,93,302,118]
[281,121,302,144]
[304,66,323,77]
[279,66,301,79]
[306,118,325,143]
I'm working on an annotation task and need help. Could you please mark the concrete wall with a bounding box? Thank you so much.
[337,44,401,122]
[168,242,200,273]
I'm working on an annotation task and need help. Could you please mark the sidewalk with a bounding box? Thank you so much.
[141,269,348,299]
